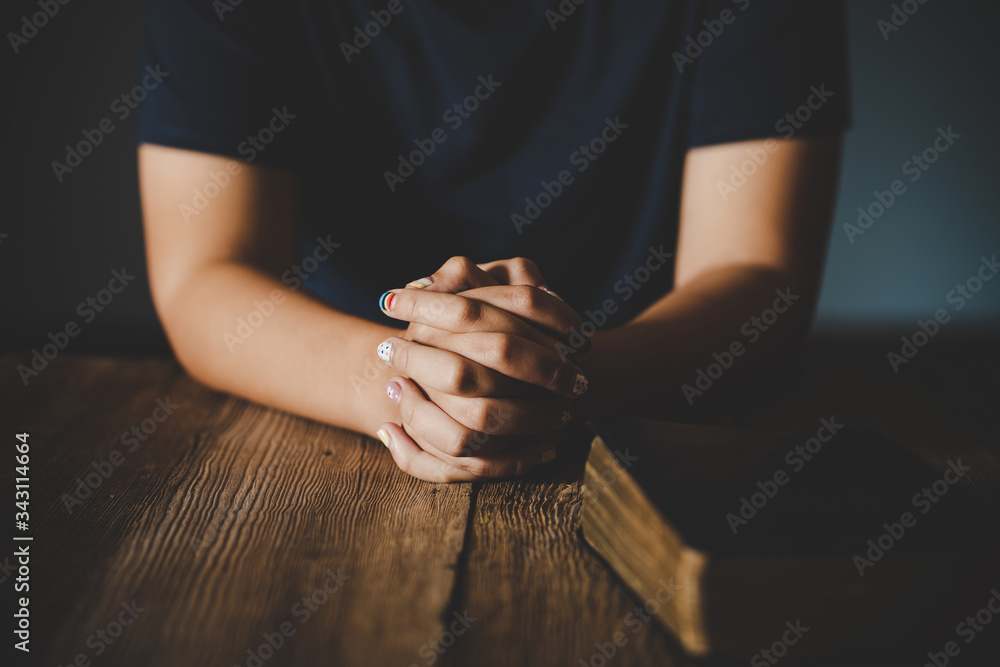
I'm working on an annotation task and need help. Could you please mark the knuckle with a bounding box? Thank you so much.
[510,256,538,274]
[490,407,513,431]
[485,334,517,368]
[445,255,476,274]
[446,362,478,396]
[448,428,475,457]
[454,299,483,329]
[463,401,492,433]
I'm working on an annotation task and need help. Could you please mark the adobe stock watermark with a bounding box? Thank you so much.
[52,599,145,665]
[0,555,15,585]
[61,397,181,514]
[555,244,672,360]
[681,287,799,405]
[750,620,810,666]
[384,74,502,192]
[887,253,998,373]
[717,84,835,201]
[51,65,169,182]
[223,236,341,352]
[878,0,931,42]
[339,0,412,62]
[7,0,73,54]
[672,0,752,72]
[545,0,587,31]
[577,578,681,666]
[180,106,297,223]
[512,116,628,234]
[921,587,1000,667]
[16,267,135,386]
[725,417,844,535]
[852,458,970,576]
[843,126,960,244]
[213,0,247,21]
[235,567,349,667]
[408,610,477,667]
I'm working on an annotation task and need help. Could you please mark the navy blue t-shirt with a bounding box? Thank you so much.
[137,0,850,327]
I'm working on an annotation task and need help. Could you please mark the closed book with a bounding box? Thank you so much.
[580,415,999,660]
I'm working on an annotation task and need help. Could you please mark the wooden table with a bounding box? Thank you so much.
[2,340,998,667]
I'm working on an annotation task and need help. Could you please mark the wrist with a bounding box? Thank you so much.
[336,323,405,435]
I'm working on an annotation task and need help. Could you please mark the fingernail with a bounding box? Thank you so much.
[573,373,589,395]
[540,286,564,302]
[540,449,557,464]
[561,407,572,424]
[376,340,393,364]
[385,381,401,405]
[378,290,397,312]
[376,428,392,449]
[406,277,434,289]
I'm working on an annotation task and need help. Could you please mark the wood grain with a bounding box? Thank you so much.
[1,354,473,667]
[1,340,998,667]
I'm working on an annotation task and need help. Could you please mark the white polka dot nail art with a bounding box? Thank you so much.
[573,374,589,395]
[377,341,393,364]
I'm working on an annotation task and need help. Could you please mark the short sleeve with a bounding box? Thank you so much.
[136,0,303,169]
[687,0,851,148]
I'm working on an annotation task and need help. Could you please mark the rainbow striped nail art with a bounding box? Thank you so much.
[378,291,396,312]
[377,341,393,364]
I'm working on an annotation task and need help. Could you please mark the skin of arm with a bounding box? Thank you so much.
[141,132,842,481]
[378,135,844,477]
[139,144,580,484]
[139,144,403,436]
[575,135,844,418]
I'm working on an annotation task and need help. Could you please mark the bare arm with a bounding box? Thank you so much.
[140,144,581,483]
[579,135,844,418]
[139,144,400,434]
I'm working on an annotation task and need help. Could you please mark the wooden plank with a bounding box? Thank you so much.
[449,428,683,667]
[1,353,210,657]
[0,354,472,666]
[4,340,998,666]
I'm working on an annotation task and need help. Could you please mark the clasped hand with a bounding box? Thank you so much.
[374,257,589,482]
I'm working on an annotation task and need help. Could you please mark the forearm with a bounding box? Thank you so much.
[158,261,399,435]
[580,265,814,419]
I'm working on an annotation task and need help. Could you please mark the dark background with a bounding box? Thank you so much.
[2,0,998,357]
